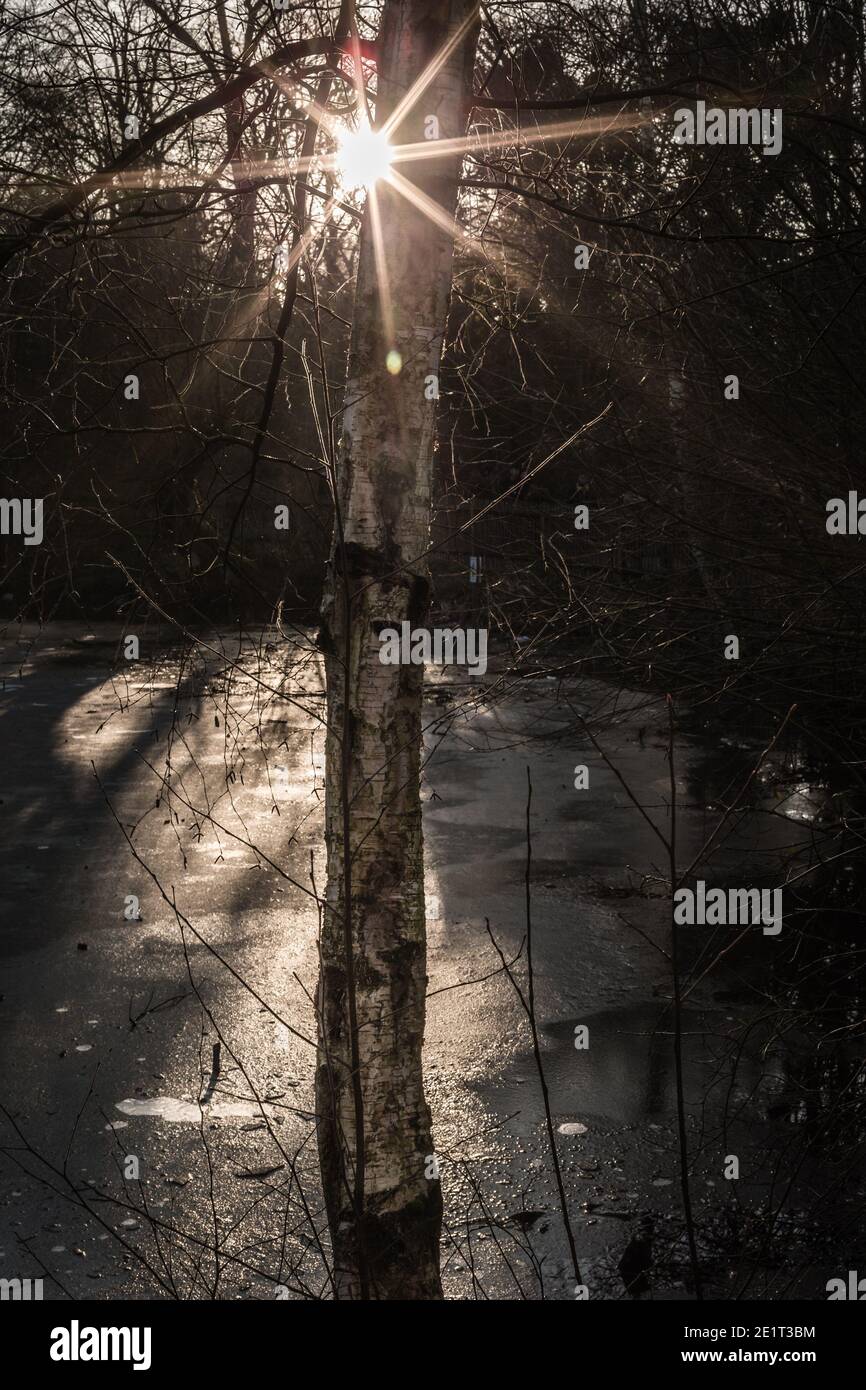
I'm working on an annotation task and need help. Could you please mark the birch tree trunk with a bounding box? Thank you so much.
[316,0,478,1301]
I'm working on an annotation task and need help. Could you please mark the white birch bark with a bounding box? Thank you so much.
[316,0,478,1300]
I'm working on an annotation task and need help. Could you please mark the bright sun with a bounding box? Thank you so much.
[336,123,394,190]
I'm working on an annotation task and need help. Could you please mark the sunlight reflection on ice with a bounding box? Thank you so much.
[116,1096,275,1123]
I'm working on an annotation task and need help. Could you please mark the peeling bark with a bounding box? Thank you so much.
[316,0,478,1301]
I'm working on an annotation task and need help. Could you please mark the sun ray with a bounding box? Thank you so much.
[343,25,374,124]
[388,108,654,172]
[386,167,483,255]
[290,193,345,279]
[367,183,397,350]
[381,6,481,141]
[255,56,344,142]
